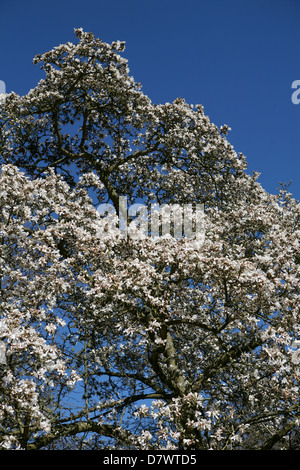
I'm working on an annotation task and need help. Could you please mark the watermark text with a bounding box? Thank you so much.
[97,197,205,245]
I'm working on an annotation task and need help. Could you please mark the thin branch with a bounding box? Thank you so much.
[194,337,263,389]
[107,141,159,175]
[26,420,134,450]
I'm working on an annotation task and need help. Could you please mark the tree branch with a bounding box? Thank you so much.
[194,337,263,389]
[260,414,300,450]
[26,420,134,450]
[107,141,159,175]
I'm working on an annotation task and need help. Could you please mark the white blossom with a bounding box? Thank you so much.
[0,29,299,451]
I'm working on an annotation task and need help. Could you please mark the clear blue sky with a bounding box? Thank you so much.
[0,0,299,200]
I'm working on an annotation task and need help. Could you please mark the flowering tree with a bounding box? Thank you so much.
[0,29,299,450]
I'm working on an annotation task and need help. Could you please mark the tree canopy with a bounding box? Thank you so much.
[0,29,299,450]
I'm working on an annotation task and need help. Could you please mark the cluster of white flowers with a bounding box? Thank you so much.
[0,28,299,450]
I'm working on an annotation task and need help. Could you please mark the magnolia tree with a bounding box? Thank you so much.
[0,29,299,450]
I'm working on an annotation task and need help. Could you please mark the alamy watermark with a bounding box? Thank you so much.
[0,80,6,106]
[0,341,6,365]
[97,196,205,245]
[291,80,300,105]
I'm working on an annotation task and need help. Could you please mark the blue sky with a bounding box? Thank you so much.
[0,0,299,200]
